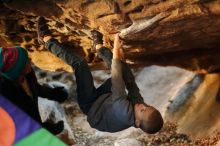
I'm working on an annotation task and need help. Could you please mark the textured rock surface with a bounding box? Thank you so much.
[0,0,220,72]
[166,74,220,138]
[1,1,220,145]
[36,66,220,145]
[114,138,142,146]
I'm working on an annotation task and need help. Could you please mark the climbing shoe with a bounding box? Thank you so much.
[91,30,103,53]
[37,17,52,44]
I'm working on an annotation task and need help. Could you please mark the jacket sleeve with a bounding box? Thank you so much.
[38,84,55,99]
[25,69,56,100]
[111,59,127,101]
[38,84,67,103]
[121,62,144,104]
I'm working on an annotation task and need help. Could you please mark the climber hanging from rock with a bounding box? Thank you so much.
[0,46,68,135]
[37,17,163,133]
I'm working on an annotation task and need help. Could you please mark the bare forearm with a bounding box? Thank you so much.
[111,59,126,99]
[113,34,124,60]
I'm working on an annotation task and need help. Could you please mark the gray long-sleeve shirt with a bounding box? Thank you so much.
[87,59,135,132]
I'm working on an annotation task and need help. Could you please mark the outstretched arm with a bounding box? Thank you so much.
[95,34,143,103]
[38,84,67,103]
[25,69,67,103]
[111,34,127,100]
[112,34,124,60]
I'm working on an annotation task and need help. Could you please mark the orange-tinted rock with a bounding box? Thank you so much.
[0,0,220,72]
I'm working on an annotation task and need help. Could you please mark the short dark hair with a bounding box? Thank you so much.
[140,106,163,134]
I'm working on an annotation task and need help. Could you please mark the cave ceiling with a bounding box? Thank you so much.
[0,0,220,73]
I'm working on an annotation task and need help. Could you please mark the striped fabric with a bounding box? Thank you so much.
[0,95,67,146]
[0,46,28,80]
[1,47,19,72]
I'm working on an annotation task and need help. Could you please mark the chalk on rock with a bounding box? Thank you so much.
[114,138,142,146]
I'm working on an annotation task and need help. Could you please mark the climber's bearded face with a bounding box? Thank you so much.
[134,103,150,127]
[134,103,163,134]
